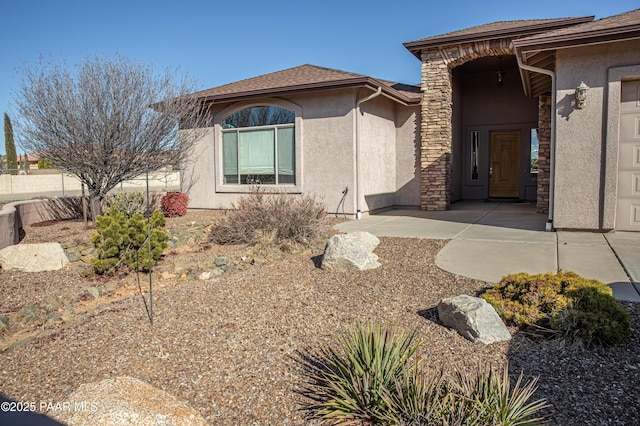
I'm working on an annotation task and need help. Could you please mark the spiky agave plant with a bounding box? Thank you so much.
[380,366,449,425]
[448,363,549,426]
[304,322,420,424]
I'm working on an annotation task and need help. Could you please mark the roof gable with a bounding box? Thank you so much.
[404,16,594,57]
[190,64,421,105]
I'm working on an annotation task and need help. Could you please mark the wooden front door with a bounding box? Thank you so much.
[489,131,520,198]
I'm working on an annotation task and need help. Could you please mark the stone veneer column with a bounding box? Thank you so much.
[536,95,551,214]
[420,51,452,210]
[419,40,514,211]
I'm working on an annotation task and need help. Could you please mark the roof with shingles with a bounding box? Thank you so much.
[514,9,640,51]
[190,64,422,105]
[403,16,594,57]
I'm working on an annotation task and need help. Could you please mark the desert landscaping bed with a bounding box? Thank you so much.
[0,211,639,425]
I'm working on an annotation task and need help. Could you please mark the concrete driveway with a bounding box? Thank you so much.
[334,201,640,302]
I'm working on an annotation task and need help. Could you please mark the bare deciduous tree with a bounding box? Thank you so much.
[13,54,209,218]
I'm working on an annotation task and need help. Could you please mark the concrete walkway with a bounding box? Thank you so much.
[335,201,640,302]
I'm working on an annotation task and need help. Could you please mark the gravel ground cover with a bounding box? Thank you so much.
[0,211,638,425]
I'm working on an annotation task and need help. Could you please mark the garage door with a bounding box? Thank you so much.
[616,80,640,231]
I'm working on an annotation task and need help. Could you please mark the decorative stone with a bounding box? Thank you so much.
[198,271,212,281]
[66,251,82,262]
[321,232,381,271]
[60,376,207,426]
[40,296,63,310]
[214,257,227,267]
[0,243,69,272]
[437,295,511,344]
[86,287,101,299]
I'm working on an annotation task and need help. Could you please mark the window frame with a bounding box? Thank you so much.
[222,122,295,185]
[214,100,303,194]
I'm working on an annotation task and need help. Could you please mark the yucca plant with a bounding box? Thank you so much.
[448,363,549,426]
[301,323,548,425]
[381,366,449,425]
[304,322,419,424]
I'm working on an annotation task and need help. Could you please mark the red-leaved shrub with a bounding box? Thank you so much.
[161,192,189,217]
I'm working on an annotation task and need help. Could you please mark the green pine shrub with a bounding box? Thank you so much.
[91,206,168,274]
[302,322,547,425]
[482,271,630,346]
[211,188,326,246]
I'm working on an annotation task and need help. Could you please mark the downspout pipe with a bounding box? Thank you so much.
[355,86,382,219]
[515,53,556,231]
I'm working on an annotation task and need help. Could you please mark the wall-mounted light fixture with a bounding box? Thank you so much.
[575,81,589,109]
[496,56,505,88]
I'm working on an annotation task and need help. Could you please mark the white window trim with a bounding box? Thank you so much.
[213,99,303,194]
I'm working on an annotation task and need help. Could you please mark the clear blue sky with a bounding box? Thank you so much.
[1,0,637,155]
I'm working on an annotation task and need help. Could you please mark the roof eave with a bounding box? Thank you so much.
[403,16,594,58]
[513,25,640,52]
[514,25,640,98]
[200,78,422,106]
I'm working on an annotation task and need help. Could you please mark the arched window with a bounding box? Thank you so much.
[222,106,295,185]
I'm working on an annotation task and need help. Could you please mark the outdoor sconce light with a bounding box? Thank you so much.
[575,81,589,109]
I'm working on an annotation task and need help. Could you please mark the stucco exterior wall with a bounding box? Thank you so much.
[554,39,640,229]
[395,105,421,207]
[185,89,420,217]
[359,95,398,212]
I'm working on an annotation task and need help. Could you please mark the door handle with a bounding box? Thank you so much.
[489,167,493,178]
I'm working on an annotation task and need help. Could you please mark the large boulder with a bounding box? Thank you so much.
[59,376,207,426]
[0,243,69,272]
[437,295,511,344]
[321,232,381,271]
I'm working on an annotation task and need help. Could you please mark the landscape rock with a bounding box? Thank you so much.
[60,376,207,426]
[86,287,101,299]
[0,243,69,272]
[437,295,511,344]
[321,232,381,271]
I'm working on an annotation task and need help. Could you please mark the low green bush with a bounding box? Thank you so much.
[482,271,630,346]
[302,322,547,425]
[211,188,326,246]
[91,206,168,274]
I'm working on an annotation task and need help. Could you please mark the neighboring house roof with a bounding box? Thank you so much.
[190,64,422,106]
[403,16,594,57]
[515,9,640,97]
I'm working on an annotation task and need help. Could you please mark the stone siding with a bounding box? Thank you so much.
[537,95,551,214]
[419,40,514,210]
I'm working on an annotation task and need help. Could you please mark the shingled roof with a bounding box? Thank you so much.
[403,16,594,58]
[513,8,640,52]
[190,64,422,105]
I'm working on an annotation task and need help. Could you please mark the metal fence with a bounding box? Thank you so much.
[0,169,181,202]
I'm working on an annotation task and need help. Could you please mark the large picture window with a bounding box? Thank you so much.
[222,106,295,185]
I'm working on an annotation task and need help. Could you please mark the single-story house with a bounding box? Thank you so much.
[183,8,640,231]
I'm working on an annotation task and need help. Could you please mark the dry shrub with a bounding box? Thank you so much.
[211,188,326,245]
